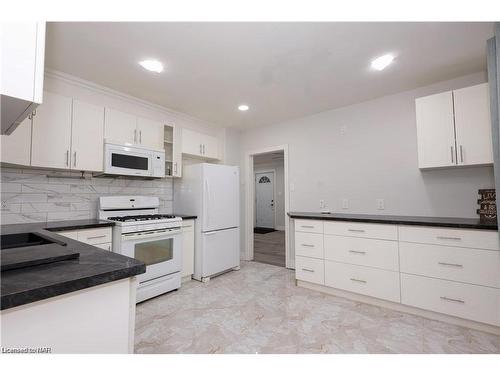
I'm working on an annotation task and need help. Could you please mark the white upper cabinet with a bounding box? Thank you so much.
[71,100,105,171]
[104,108,137,145]
[136,116,164,150]
[416,91,456,169]
[181,128,220,160]
[1,116,32,166]
[31,92,73,169]
[453,83,493,166]
[104,108,164,150]
[415,83,493,169]
[1,22,45,134]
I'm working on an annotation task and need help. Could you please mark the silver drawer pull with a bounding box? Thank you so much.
[349,250,366,255]
[87,235,107,240]
[440,296,465,304]
[438,262,463,268]
[301,244,315,247]
[436,236,461,241]
[348,229,365,233]
[301,225,314,228]
[301,268,315,273]
[350,278,367,283]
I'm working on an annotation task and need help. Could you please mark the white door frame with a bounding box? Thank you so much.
[245,144,290,268]
[254,169,276,229]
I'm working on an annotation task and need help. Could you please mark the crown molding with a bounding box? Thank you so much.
[44,69,219,128]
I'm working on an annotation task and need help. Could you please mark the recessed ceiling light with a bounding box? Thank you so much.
[139,59,164,73]
[371,54,395,71]
[238,104,249,111]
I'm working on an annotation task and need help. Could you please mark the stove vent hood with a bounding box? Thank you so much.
[1,22,45,135]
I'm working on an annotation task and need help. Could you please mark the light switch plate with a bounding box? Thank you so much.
[377,199,385,210]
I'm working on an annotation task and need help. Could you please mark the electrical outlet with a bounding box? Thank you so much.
[340,125,347,135]
[342,199,349,209]
[377,199,385,210]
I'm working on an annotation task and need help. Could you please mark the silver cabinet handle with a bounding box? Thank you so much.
[301,268,315,273]
[173,162,177,174]
[199,144,203,154]
[348,229,365,233]
[139,130,142,144]
[440,296,465,304]
[349,250,366,255]
[350,278,367,283]
[300,225,314,228]
[73,151,77,167]
[134,129,137,143]
[87,235,107,240]
[438,262,463,268]
[203,144,205,154]
[66,150,69,166]
[450,145,454,164]
[459,145,464,163]
[301,244,315,247]
[436,236,461,241]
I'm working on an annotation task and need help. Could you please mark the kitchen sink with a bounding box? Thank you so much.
[1,232,57,250]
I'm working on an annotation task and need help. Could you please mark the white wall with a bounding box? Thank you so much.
[238,71,495,256]
[254,159,285,229]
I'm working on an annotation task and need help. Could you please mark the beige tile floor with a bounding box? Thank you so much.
[134,261,500,354]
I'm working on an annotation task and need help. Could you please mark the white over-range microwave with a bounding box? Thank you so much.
[104,142,165,177]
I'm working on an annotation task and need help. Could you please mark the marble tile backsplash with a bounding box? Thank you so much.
[0,167,173,224]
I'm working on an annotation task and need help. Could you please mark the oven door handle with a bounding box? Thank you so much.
[122,228,181,240]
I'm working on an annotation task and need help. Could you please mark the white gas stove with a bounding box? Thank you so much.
[98,196,183,303]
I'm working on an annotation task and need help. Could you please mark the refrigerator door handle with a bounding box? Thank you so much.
[205,179,210,229]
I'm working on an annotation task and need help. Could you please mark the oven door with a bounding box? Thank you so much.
[121,228,182,283]
[104,143,152,177]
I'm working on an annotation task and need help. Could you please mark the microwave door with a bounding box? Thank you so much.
[106,148,152,176]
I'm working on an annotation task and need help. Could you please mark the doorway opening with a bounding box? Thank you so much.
[252,151,286,267]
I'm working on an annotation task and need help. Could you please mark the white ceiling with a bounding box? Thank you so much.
[45,22,494,129]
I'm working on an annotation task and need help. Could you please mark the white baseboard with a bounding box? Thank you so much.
[275,226,285,231]
[297,280,500,335]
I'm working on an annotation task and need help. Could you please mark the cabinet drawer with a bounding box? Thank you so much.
[294,219,323,234]
[324,221,397,241]
[399,242,500,288]
[325,261,400,302]
[295,256,324,285]
[324,235,399,271]
[399,226,499,251]
[295,232,324,259]
[56,230,78,240]
[401,273,500,326]
[77,227,112,245]
[94,242,112,251]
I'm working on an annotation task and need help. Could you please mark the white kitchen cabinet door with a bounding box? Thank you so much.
[181,128,203,157]
[104,108,137,145]
[453,83,493,166]
[172,124,182,177]
[181,220,195,278]
[1,116,32,166]
[137,116,164,150]
[31,92,73,169]
[202,134,219,159]
[71,100,105,171]
[0,22,44,103]
[415,91,457,168]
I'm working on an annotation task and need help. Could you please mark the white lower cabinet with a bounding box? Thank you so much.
[181,220,195,279]
[325,261,401,303]
[401,273,500,326]
[295,219,500,329]
[295,256,324,285]
[56,227,112,251]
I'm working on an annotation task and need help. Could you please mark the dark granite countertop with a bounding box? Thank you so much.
[174,214,198,220]
[1,220,145,310]
[288,212,498,230]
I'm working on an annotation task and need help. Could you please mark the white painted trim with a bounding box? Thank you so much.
[44,69,219,129]
[245,144,290,268]
[254,169,277,229]
[297,280,500,335]
[275,226,286,231]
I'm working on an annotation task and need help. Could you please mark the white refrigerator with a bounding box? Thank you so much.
[174,163,240,281]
